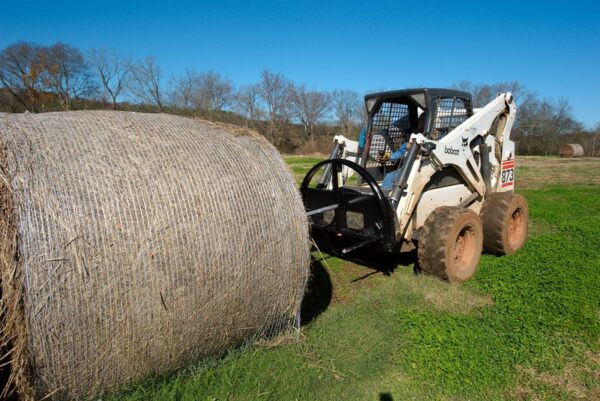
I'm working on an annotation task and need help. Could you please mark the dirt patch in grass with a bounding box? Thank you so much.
[528,218,557,236]
[407,275,494,314]
[515,350,600,400]
[313,253,493,315]
[510,385,537,401]
[327,262,383,305]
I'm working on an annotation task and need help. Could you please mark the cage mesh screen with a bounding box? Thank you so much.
[365,102,410,168]
[0,111,310,401]
[432,96,471,139]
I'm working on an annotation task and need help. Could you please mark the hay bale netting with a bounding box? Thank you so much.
[0,111,310,400]
[559,143,584,157]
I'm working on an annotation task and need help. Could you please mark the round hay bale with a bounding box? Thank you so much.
[559,143,584,157]
[0,111,310,401]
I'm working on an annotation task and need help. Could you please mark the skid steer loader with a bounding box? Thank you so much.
[301,88,528,283]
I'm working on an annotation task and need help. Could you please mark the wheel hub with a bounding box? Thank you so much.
[453,225,476,273]
[508,208,525,249]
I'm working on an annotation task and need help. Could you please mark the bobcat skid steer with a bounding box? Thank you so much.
[301,88,528,283]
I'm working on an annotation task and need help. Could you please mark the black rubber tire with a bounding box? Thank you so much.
[418,206,484,283]
[481,192,529,255]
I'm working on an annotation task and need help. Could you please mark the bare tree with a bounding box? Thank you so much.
[234,84,264,125]
[332,89,361,134]
[258,70,291,143]
[88,48,131,109]
[168,69,200,109]
[258,70,290,122]
[0,41,47,111]
[0,88,17,112]
[192,70,233,112]
[289,84,330,142]
[454,81,488,107]
[43,43,98,110]
[129,56,164,111]
[454,81,525,107]
[513,90,583,155]
[592,123,600,157]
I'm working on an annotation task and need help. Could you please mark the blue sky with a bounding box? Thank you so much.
[1,0,599,127]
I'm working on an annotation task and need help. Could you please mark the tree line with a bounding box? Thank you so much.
[454,81,600,157]
[1,41,598,155]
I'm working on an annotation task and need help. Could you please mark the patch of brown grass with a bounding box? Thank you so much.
[515,350,600,400]
[325,262,382,306]
[315,255,493,315]
[517,157,600,189]
[528,218,558,237]
[408,275,494,314]
[510,385,538,401]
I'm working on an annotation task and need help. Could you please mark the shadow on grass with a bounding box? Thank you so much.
[341,248,418,277]
[300,258,332,325]
[310,230,418,275]
[300,248,419,325]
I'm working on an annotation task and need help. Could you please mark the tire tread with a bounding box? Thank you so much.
[418,206,480,282]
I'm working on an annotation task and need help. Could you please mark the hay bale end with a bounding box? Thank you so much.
[559,143,584,157]
[0,111,310,401]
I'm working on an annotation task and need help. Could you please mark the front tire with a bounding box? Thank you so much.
[418,207,484,283]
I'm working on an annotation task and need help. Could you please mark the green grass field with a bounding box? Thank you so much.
[110,156,600,401]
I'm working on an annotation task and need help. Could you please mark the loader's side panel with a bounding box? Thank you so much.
[413,184,476,229]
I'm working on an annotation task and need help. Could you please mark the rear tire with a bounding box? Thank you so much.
[418,207,484,283]
[481,192,529,255]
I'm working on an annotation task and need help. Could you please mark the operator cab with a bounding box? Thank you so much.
[361,88,473,183]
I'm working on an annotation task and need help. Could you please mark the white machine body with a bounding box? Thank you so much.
[335,93,517,243]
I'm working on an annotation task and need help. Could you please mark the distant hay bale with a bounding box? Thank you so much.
[559,143,584,158]
[0,111,310,401]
